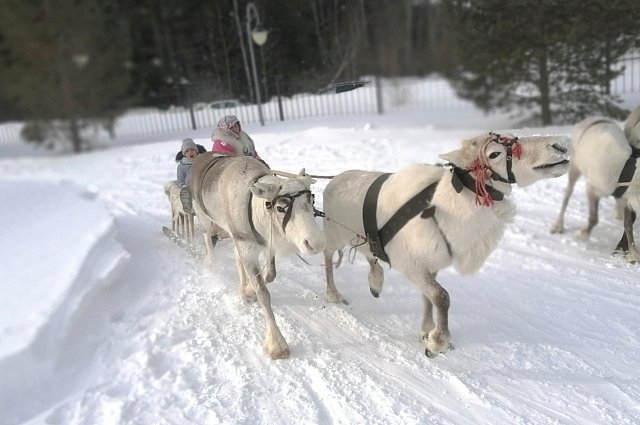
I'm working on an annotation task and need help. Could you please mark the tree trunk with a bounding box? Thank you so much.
[233,0,254,103]
[69,117,82,153]
[538,48,552,125]
[310,0,328,63]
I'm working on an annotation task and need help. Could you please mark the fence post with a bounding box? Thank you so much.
[276,78,285,121]
[186,86,197,129]
[375,75,384,114]
[188,104,196,130]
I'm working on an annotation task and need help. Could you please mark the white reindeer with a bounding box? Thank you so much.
[322,132,571,357]
[190,154,326,359]
[550,107,640,262]
[625,106,640,147]
[164,181,195,242]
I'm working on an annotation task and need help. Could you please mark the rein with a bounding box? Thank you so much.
[612,146,640,198]
[271,169,335,180]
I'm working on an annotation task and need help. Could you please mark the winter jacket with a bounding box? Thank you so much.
[211,127,260,159]
[177,157,195,187]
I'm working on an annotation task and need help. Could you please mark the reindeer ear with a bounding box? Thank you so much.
[250,182,281,199]
[439,148,466,166]
[300,175,316,185]
[297,168,307,177]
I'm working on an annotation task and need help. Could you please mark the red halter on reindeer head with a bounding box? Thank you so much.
[467,132,522,206]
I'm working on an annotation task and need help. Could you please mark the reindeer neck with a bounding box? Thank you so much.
[449,165,512,206]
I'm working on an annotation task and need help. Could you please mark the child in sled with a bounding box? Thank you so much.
[176,138,204,214]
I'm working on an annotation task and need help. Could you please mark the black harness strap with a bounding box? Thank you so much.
[612,146,640,198]
[195,156,226,219]
[363,173,441,265]
[450,166,505,201]
[363,173,392,263]
[248,174,269,246]
[487,132,519,184]
[379,182,439,249]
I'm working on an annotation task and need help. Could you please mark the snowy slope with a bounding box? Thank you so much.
[0,110,639,425]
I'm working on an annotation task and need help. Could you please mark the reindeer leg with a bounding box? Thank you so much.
[576,185,599,240]
[176,213,183,238]
[187,214,194,243]
[614,231,629,254]
[171,205,177,233]
[614,206,629,254]
[238,242,289,359]
[203,224,218,263]
[264,256,277,283]
[364,252,384,298]
[234,246,256,302]
[551,165,581,234]
[623,207,639,263]
[181,213,187,240]
[614,198,626,220]
[323,248,347,304]
[414,272,451,358]
[421,293,435,338]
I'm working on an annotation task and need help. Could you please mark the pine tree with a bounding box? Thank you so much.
[0,0,131,152]
[443,0,638,125]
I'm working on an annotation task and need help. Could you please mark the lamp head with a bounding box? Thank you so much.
[251,29,269,46]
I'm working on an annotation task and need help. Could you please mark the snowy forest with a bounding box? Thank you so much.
[0,0,639,149]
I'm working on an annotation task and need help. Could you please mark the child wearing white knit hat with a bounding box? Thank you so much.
[176,138,199,214]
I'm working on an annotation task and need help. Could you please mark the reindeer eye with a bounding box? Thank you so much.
[274,197,291,212]
[489,152,501,159]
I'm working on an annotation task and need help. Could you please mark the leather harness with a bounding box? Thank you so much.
[612,146,640,198]
[362,173,451,265]
[361,133,517,265]
[572,118,640,199]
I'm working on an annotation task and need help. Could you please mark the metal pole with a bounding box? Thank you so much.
[246,3,264,126]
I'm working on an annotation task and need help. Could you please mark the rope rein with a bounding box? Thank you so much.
[271,169,335,180]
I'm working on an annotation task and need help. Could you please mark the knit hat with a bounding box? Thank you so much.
[216,115,240,133]
[181,138,197,155]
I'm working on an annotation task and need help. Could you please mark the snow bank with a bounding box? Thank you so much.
[0,180,128,358]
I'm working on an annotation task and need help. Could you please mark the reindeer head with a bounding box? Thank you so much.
[250,170,325,256]
[440,132,570,189]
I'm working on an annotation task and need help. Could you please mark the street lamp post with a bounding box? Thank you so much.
[246,2,268,126]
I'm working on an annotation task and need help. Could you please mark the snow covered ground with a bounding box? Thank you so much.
[1,100,639,425]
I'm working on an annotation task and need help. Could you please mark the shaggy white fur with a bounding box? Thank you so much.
[624,105,640,148]
[191,154,325,359]
[551,107,640,263]
[323,132,571,357]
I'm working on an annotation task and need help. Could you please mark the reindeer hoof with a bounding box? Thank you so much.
[550,225,564,234]
[425,342,455,358]
[325,292,348,305]
[575,229,591,241]
[624,254,639,264]
[267,347,290,360]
